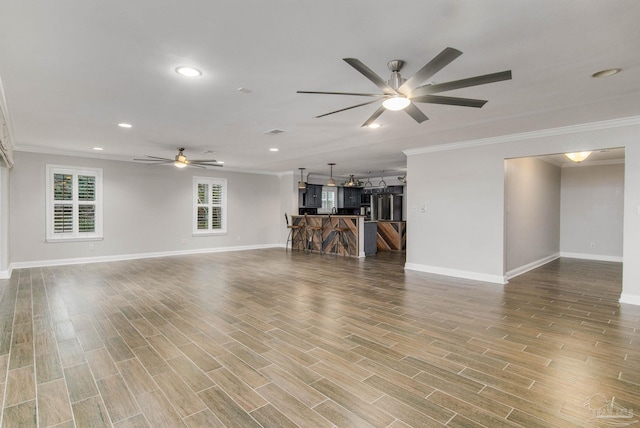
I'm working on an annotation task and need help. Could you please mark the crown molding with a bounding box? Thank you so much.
[14,144,283,176]
[403,116,640,156]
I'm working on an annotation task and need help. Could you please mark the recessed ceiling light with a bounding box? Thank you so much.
[175,66,202,77]
[237,87,252,93]
[592,68,622,78]
[368,123,381,129]
[93,147,104,151]
[269,148,279,152]
[118,123,132,128]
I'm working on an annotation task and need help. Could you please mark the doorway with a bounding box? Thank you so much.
[504,147,625,279]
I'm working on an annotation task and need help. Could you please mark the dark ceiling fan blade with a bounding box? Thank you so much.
[399,47,462,95]
[191,162,224,167]
[412,70,512,97]
[316,98,382,118]
[411,94,488,108]
[403,102,429,123]
[133,158,172,163]
[141,156,173,161]
[343,58,397,95]
[361,105,386,127]
[297,90,386,97]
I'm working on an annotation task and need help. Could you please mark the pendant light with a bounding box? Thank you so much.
[378,170,387,188]
[297,168,307,189]
[365,172,373,188]
[327,163,336,187]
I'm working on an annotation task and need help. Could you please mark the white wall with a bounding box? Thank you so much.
[560,163,624,260]
[278,171,298,245]
[0,163,9,277]
[405,144,506,283]
[10,151,282,266]
[505,157,561,275]
[405,117,640,305]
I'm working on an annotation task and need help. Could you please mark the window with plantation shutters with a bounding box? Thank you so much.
[193,177,227,235]
[46,165,103,241]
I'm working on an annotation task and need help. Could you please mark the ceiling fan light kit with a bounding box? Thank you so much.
[382,96,410,111]
[297,47,512,127]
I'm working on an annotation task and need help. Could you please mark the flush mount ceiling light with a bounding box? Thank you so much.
[382,96,411,111]
[592,68,621,78]
[368,123,381,129]
[93,147,104,151]
[565,151,592,163]
[298,167,307,190]
[327,163,336,187]
[269,148,279,152]
[118,123,132,128]
[175,66,202,77]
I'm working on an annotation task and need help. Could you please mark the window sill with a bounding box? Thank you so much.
[46,236,104,243]
[192,231,227,237]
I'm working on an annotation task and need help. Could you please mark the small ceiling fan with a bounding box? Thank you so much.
[297,47,512,127]
[134,147,223,169]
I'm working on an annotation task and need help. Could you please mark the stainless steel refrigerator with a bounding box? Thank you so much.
[371,193,402,221]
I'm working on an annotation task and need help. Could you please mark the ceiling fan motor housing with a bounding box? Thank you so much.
[387,60,406,90]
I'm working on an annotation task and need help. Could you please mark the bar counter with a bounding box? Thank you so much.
[291,215,365,257]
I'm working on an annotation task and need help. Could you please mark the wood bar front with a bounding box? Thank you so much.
[291,215,364,257]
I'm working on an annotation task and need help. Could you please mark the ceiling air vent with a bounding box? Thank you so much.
[264,129,285,135]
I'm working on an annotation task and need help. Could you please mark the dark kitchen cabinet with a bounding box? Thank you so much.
[299,184,322,208]
[339,187,362,209]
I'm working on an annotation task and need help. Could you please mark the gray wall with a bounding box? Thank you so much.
[505,157,561,274]
[10,151,281,265]
[405,118,640,305]
[560,163,624,260]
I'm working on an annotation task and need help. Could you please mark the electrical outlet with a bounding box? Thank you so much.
[89,244,94,251]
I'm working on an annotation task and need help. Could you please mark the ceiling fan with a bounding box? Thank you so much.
[134,147,223,169]
[297,47,512,127]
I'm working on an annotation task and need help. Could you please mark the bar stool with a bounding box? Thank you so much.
[329,215,350,257]
[285,213,304,251]
[304,214,324,253]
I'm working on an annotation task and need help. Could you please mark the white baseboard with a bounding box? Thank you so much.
[8,244,280,272]
[619,293,640,306]
[506,253,560,280]
[404,263,507,284]
[0,267,11,279]
[559,252,623,263]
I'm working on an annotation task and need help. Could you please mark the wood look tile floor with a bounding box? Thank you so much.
[0,249,638,427]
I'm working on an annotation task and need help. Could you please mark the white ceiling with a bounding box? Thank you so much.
[0,1,638,178]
